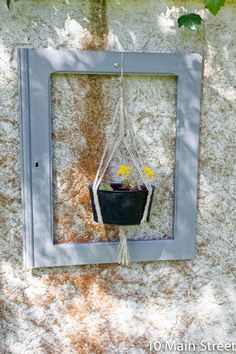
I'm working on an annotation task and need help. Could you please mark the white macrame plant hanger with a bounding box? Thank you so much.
[92,53,153,266]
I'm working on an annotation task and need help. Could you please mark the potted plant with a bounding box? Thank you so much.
[89,165,155,226]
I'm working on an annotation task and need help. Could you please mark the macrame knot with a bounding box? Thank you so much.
[118,227,130,266]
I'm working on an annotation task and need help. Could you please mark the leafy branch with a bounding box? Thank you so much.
[5,0,226,32]
[178,0,225,31]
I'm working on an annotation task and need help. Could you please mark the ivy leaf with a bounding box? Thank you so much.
[205,0,225,16]
[178,13,203,31]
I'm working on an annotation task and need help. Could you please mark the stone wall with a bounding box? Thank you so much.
[0,0,236,353]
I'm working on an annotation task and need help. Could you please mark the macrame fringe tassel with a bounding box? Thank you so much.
[118,227,130,266]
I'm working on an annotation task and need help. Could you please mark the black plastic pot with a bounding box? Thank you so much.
[89,183,155,226]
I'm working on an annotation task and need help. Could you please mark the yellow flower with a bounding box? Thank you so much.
[143,166,155,179]
[117,165,132,178]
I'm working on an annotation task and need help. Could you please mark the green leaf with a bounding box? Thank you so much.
[6,0,11,9]
[205,0,225,16]
[99,183,112,191]
[178,13,203,31]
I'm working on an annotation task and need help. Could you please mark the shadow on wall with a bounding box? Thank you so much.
[2,257,236,352]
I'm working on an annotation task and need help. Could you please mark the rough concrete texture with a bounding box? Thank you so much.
[0,0,236,353]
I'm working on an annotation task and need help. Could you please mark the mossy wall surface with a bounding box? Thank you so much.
[0,1,236,353]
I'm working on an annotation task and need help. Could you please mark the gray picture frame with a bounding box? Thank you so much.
[18,48,202,268]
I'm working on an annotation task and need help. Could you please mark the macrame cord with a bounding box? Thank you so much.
[92,52,152,265]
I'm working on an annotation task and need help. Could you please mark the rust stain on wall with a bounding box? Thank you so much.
[52,0,119,244]
[41,267,151,353]
[68,331,104,354]
[83,0,108,51]
[66,318,149,353]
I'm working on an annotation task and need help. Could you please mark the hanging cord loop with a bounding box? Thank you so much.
[92,52,153,265]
